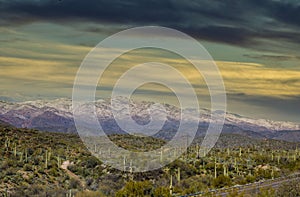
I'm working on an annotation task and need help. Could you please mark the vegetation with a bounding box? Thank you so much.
[0,123,300,196]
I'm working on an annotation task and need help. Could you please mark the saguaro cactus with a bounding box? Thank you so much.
[25,148,28,163]
[45,150,48,168]
[234,158,237,171]
[214,157,217,178]
[223,163,228,176]
[129,160,133,174]
[177,167,181,182]
[173,147,177,157]
[4,137,10,151]
[19,150,23,162]
[4,138,8,149]
[169,174,173,195]
[57,156,61,168]
[196,144,200,159]
[67,189,72,197]
[4,188,8,197]
[48,149,51,161]
[94,144,97,152]
[123,156,126,171]
[13,143,17,157]
[201,147,206,157]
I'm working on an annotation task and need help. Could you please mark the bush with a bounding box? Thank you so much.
[75,190,106,197]
[212,175,232,188]
[116,181,152,197]
[153,187,171,197]
[69,178,81,189]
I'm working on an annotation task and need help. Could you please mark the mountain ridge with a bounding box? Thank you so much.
[0,98,299,142]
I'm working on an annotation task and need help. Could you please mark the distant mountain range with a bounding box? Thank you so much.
[0,98,300,142]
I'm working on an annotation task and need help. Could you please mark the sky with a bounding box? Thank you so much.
[0,0,299,123]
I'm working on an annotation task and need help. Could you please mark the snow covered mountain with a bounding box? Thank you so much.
[0,98,299,141]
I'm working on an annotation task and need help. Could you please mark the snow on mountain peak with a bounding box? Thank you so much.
[0,98,299,134]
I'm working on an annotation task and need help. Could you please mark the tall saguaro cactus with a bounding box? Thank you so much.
[214,157,217,178]
[25,148,28,163]
[4,188,8,197]
[123,156,126,172]
[196,144,200,159]
[234,158,237,170]
[173,147,177,157]
[271,168,274,180]
[67,189,72,197]
[169,174,173,195]
[57,156,61,168]
[19,150,23,162]
[177,167,181,182]
[129,160,133,174]
[4,137,10,151]
[223,163,228,176]
[45,150,48,169]
[94,144,97,153]
[48,149,51,161]
[13,143,17,157]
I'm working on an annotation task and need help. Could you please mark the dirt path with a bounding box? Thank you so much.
[61,160,86,188]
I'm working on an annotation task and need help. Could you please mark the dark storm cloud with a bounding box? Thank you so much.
[270,1,300,26]
[0,0,182,24]
[1,0,300,47]
[175,25,257,45]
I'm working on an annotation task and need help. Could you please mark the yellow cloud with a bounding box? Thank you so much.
[0,56,76,82]
[216,61,300,97]
[97,49,300,99]
[0,44,299,101]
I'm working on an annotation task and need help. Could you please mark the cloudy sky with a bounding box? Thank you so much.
[0,0,299,123]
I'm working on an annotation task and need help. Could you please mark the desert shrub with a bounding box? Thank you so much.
[153,186,171,197]
[212,175,232,188]
[75,190,106,197]
[116,181,152,197]
[69,178,81,189]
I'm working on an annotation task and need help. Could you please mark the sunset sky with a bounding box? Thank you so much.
[0,0,299,122]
